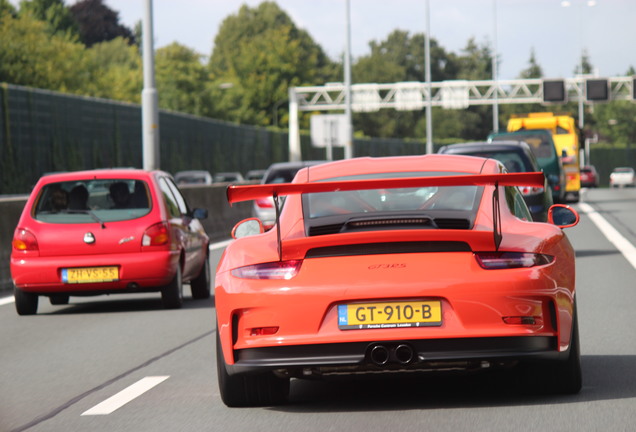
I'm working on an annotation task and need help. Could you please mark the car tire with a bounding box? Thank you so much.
[15,287,38,315]
[49,294,70,305]
[520,304,582,395]
[190,256,211,300]
[548,305,582,394]
[161,266,183,309]
[216,330,289,407]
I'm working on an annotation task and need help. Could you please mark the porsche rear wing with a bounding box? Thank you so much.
[226,172,545,204]
[227,172,545,259]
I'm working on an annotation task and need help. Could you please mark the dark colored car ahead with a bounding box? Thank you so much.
[438,141,553,221]
[487,130,565,203]
[252,161,327,228]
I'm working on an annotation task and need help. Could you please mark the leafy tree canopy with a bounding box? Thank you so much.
[0,0,17,16]
[18,0,78,37]
[518,48,543,79]
[208,1,338,126]
[69,0,135,47]
[155,43,208,115]
[0,12,84,91]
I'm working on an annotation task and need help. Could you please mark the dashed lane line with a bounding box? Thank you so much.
[81,376,170,416]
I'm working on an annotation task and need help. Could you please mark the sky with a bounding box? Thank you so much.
[100,0,635,81]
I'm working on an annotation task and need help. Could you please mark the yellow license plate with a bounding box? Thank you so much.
[62,266,119,284]
[338,301,442,330]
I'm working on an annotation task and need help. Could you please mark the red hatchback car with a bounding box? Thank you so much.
[11,169,211,315]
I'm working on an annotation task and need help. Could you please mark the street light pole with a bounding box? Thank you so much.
[142,0,159,170]
[561,0,597,130]
[344,0,353,159]
[424,0,433,154]
[492,0,499,133]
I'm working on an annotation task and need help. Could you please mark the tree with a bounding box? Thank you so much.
[0,0,17,16]
[574,49,594,75]
[454,37,493,80]
[208,2,337,126]
[155,43,208,115]
[519,48,543,79]
[351,30,460,139]
[0,12,85,91]
[69,0,135,47]
[82,37,142,102]
[18,0,78,37]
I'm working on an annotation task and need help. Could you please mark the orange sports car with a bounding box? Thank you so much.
[215,154,581,406]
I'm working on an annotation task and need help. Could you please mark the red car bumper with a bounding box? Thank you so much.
[11,250,179,294]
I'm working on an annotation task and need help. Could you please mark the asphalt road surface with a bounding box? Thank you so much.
[1,187,635,432]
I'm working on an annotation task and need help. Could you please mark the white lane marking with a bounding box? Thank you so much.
[210,239,232,250]
[0,296,14,306]
[578,202,636,270]
[81,376,169,416]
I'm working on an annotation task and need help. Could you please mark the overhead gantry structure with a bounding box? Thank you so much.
[287,76,635,161]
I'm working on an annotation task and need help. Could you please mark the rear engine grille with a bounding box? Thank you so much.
[305,241,471,258]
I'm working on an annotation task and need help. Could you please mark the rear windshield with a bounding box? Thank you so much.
[263,168,303,184]
[614,167,634,174]
[33,179,151,223]
[303,171,481,219]
[492,134,555,160]
[453,151,532,173]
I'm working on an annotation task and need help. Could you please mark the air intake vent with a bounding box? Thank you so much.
[308,223,343,236]
[434,218,471,229]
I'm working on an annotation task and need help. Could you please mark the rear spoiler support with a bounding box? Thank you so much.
[274,194,282,261]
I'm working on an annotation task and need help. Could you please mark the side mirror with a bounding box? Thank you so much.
[231,217,264,239]
[192,208,208,220]
[547,204,579,228]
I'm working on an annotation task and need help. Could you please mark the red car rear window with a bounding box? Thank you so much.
[34,179,151,223]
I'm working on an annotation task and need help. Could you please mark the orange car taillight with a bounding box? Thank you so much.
[475,252,554,269]
[255,197,274,209]
[231,260,302,280]
[12,228,38,252]
[142,222,170,246]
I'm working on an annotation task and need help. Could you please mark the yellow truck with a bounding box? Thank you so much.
[507,112,581,203]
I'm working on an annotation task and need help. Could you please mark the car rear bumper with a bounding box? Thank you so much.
[11,250,179,294]
[226,336,562,376]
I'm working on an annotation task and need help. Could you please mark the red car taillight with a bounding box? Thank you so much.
[475,252,554,269]
[518,186,544,196]
[255,197,274,209]
[12,228,38,252]
[142,222,170,246]
[231,260,302,280]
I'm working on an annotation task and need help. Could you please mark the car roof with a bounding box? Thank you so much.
[439,141,534,154]
[35,168,162,184]
[489,129,553,138]
[265,161,327,171]
[175,170,211,176]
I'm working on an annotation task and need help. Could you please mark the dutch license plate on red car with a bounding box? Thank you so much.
[61,266,119,283]
[338,301,442,330]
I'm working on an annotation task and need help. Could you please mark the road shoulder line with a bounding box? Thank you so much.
[578,202,636,270]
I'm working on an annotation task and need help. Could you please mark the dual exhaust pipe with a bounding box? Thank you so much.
[369,343,415,366]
